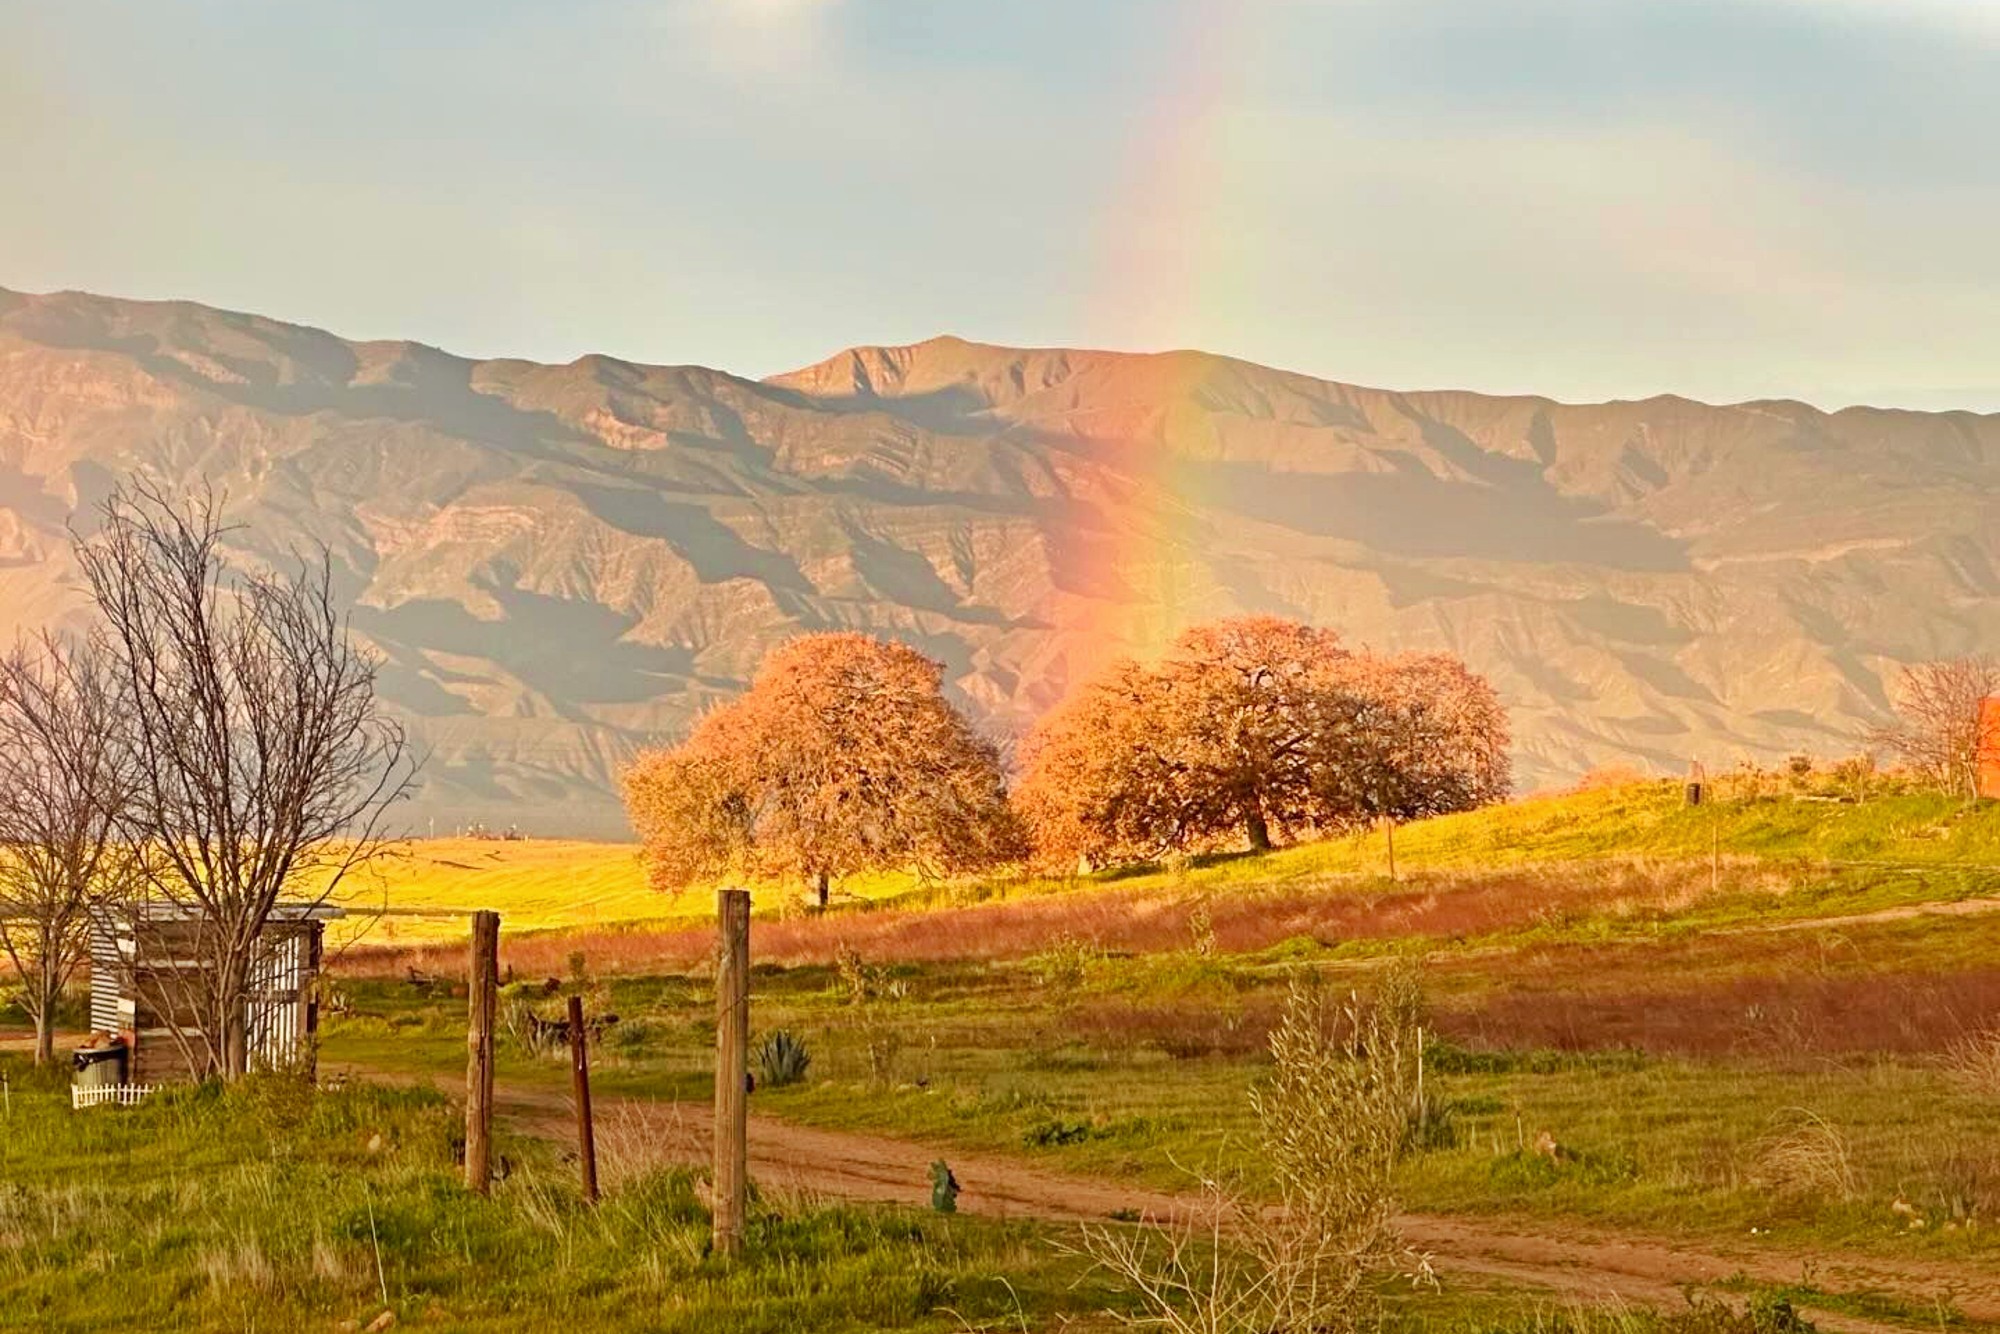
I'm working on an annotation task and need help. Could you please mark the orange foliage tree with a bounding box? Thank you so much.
[623,633,1016,906]
[1015,616,1510,867]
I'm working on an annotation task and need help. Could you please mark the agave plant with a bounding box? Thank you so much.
[755,1029,812,1088]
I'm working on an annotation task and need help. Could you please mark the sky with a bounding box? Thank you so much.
[5,0,2000,409]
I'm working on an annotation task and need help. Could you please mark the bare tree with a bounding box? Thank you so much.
[74,483,413,1079]
[0,631,138,1066]
[1873,656,2000,800]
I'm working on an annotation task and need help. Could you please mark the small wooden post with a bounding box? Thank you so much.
[465,909,499,1196]
[713,888,751,1257]
[567,994,598,1204]
[1383,816,1397,883]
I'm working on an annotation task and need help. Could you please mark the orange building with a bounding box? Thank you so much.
[1982,697,2000,800]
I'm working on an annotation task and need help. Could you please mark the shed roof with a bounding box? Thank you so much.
[108,901,346,924]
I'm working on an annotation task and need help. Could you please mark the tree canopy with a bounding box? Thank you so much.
[1015,616,1509,867]
[623,633,1016,905]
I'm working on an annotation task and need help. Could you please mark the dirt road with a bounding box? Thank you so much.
[430,1076,1997,1334]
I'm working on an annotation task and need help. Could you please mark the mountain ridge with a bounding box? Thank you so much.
[2,283,1995,837]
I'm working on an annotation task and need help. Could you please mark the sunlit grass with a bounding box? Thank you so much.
[319,839,925,949]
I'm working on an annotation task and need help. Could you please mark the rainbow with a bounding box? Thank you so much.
[1052,0,1281,677]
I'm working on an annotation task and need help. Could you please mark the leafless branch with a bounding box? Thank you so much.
[72,480,415,1078]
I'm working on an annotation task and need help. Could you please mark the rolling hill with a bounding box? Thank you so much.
[3,285,1996,836]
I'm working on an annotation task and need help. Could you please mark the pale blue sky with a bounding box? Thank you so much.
[5,1,1999,408]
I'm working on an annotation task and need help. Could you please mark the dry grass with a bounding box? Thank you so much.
[1946,1028,2000,1096]
[320,838,951,950]
[1751,1110,1859,1201]
[592,1099,700,1191]
[1445,958,2000,1057]
[1075,969,1430,1334]
[339,857,1748,981]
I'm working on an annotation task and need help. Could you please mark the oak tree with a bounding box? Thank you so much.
[624,633,1016,906]
[1016,616,1511,867]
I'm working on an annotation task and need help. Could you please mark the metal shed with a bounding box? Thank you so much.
[88,902,341,1085]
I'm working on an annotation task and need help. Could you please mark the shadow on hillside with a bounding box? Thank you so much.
[763,382,998,438]
[353,592,693,712]
[1186,455,1690,571]
[568,483,815,593]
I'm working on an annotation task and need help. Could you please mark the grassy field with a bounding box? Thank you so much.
[301,779,2000,1329]
[1,1048,1842,1334]
[325,780,2000,954]
[322,839,934,949]
[0,1054,1129,1333]
[16,779,2000,1329]
[322,918,2000,1269]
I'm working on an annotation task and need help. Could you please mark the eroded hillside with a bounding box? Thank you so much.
[3,286,1995,834]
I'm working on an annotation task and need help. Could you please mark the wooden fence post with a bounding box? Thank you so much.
[568,994,598,1204]
[1383,816,1397,883]
[465,909,499,1195]
[713,888,751,1257]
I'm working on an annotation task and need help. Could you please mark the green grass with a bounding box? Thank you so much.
[328,783,2000,952]
[0,1054,1127,1333]
[27,782,2000,1328]
[321,927,2000,1272]
[1110,782,2000,892]
[3,1046,1806,1333]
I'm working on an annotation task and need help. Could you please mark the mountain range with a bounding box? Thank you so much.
[3,285,1996,837]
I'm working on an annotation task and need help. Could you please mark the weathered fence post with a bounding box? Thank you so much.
[1383,816,1397,883]
[568,993,598,1204]
[466,909,500,1195]
[713,888,751,1257]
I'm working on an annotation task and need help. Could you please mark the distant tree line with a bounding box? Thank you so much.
[624,615,1511,901]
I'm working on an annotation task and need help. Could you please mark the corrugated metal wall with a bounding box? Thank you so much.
[87,921,123,1035]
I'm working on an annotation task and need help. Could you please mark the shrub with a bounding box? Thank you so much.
[755,1030,812,1088]
[1075,961,1431,1333]
[605,1017,671,1055]
[1022,1118,1092,1148]
[1028,932,1096,996]
[835,946,906,1086]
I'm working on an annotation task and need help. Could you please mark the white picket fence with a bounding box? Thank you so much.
[71,1083,154,1110]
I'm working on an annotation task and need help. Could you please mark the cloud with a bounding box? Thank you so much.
[656,0,844,75]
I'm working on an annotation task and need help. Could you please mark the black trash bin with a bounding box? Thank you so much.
[72,1044,128,1090]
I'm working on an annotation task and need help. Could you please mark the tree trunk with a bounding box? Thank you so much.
[816,869,830,909]
[219,951,250,1080]
[1244,805,1272,852]
[225,1009,249,1080]
[33,1004,54,1067]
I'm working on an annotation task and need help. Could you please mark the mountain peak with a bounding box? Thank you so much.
[3,286,1998,836]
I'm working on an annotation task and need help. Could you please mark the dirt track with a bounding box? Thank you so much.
[441,1077,1999,1334]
